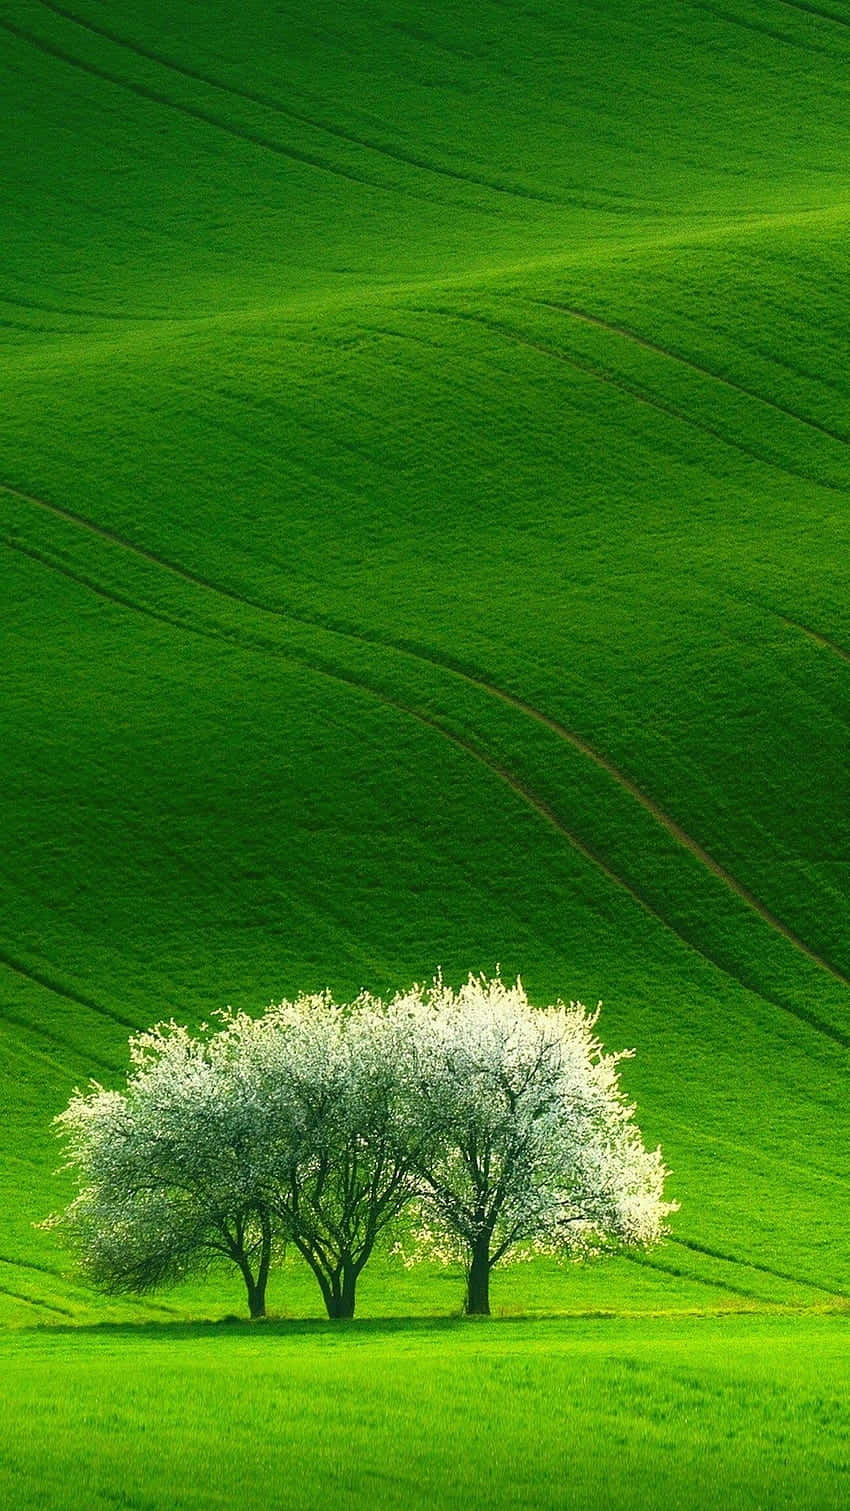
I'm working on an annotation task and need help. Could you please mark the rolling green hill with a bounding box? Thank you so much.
[2,0,850,1333]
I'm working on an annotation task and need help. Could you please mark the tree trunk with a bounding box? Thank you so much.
[325,1263,358,1319]
[233,1208,272,1319]
[252,1209,272,1319]
[246,1277,267,1320]
[298,1252,359,1319]
[465,1235,491,1316]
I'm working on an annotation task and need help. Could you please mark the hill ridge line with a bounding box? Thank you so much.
[5,480,850,1005]
[6,205,850,345]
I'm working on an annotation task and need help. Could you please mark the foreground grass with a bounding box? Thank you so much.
[1,1315,847,1510]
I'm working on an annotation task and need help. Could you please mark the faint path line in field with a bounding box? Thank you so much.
[2,533,663,927]
[0,1253,65,1280]
[2,533,241,650]
[670,1237,848,1297]
[6,480,850,1015]
[0,943,137,1031]
[7,531,850,1050]
[683,576,850,703]
[785,616,850,662]
[661,1111,849,1188]
[0,312,81,336]
[686,0,841,56]
[0,1283,72,1316]
[0,1002,119,1074]
[2,542,410,1034]
[34,0,606,211]
[463,679,850,992]
[0,288,168,326]
[420,304,845,494]
[1,537,662,911]
[0,479,311,620]
[535,299,850,446]
[770,0,850,31]
[354,618,850,1001]
[0,489,824,961]
[2,534,765,1018]
[0,17,456,209]
[623,1250,777,1303]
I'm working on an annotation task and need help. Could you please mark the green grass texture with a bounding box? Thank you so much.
[2,1316,849,1510]
[2,0,850,1333]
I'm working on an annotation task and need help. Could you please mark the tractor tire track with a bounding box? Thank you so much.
[786,616,850,663]
[1,481,328,634]
[2,534,240,652]
[420,304,845,495]
[6,479,850,1020]
[623,1249,775,1304]
[0,311,81,336]
[33,0,614,211]
[670,1236,848,1297]
[0,1253,66,1280]
[0,943,137,1031]
[772,0,850,32]
[0,1002,119,1075]
[6,524,850,1048]
[686,0,843,57]
[4,533,767,1021]
[35,0,675,215]
[684,574,850,684]
[0,1283,73,1316]
[0,16,461,211]
[462,676,850,994]
[0,288,173,326]
[314,593,850,1006]
[535,298,850,447]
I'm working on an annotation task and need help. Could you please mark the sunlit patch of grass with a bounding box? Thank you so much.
[2,1316,849,1510]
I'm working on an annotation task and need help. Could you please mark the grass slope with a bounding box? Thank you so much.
[1,0,849,1339]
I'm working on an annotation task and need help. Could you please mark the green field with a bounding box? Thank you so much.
[2,1316,849,1511]
[2,0,849,1503]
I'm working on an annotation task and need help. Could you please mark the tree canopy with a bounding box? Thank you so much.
[48,976,674,1318]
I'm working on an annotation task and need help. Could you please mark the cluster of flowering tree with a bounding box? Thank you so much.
[47,975,675,1318]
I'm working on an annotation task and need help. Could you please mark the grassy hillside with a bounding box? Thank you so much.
[1,0,850,1332]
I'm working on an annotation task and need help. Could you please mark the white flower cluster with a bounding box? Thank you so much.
[48,975,675,1318]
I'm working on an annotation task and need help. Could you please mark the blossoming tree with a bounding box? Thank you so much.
[221,993,427,1319]
[49,1022,277,1317]
[395,974,674,1315]
[48,975,673,1320]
